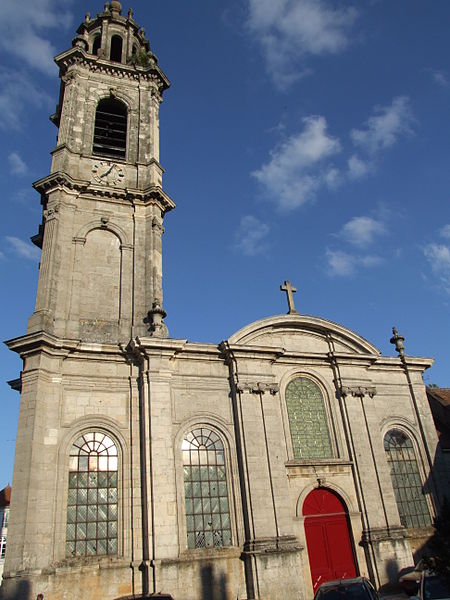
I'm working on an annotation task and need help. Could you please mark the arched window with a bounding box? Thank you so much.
[285,377,332,460]
[384,429,431,528]
[182,428,232,549]
[66,432,118,557]
[110,35,123,62]
[92,34,101,56]
[93,98,127,159]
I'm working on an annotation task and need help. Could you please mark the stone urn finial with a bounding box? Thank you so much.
[390,326,405,358]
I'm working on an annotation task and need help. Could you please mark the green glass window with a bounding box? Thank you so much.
[66,432,118,557]
[384,429,431,529]
[285,377,332,459]
[182,428,232,549]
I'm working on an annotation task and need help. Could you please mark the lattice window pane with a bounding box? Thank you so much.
[183,428,232,549]
[66,432,118,557]
[285,378,332,459]
[384,429,431,529]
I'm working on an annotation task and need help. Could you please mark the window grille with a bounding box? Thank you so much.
[384,429,432,529]
[0,508,8,529]
[93,98,127,159]
[182,428,232,549]
[66,432,118,557]
[0,536,6,560]
[286,377,332,459]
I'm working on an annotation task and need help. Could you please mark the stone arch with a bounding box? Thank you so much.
[282,373,335,460]
[72,228,122,326]
[110,34,123,62]
[54,417,129,562]
[92,32,101,55]
[302,487,358,592]
[295,482,356,519]
[74,219,130,247]
[174,416,241,552]
[382,425,433,529]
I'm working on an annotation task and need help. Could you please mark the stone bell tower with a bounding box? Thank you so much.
[2,4,175,599]
[29,0,174,343]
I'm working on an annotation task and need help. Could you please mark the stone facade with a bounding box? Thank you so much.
[1,3,447,600]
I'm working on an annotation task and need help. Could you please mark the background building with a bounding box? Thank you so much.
[0,486,11,585]
[1,3,448,600]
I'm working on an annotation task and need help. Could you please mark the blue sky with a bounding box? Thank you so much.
[1,0,450,486]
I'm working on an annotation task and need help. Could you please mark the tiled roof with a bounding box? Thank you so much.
[0,485,11,507]
[428,387,450,406]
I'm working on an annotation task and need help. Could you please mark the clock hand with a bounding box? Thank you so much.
[100,165,114,178]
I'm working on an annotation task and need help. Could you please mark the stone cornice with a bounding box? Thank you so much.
[54,47,170,92]
[360,526,406,544]
[33,172,175,213]
[5,330,122,359]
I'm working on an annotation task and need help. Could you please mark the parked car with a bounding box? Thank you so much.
[399,559,427,595]
[411,572,450,600]
[314,577,379,600]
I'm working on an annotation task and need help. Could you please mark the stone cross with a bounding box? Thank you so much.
[280,280,298,314]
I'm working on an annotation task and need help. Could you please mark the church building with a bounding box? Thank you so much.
[1,3,447,600]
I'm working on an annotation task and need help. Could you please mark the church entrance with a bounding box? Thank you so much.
[303,488,357,593]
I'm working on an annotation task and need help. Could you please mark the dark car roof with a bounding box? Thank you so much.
[318,577,370,588]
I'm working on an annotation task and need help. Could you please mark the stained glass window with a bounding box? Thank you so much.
[66,432,118,557]
[285,377,332,459]
[384,429,431,529]
[182,428,232,549]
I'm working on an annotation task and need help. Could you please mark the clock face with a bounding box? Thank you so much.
[92,161,125,186]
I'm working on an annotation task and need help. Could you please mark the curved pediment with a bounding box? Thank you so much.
[228,314,380,356]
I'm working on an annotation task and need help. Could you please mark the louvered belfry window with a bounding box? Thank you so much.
[66,432,118,557]
[93,98,127,159]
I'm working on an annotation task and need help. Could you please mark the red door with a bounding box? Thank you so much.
[303,488,357,592]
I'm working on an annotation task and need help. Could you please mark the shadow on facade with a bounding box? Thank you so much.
[0,579,31,600]
[200,564,227,600]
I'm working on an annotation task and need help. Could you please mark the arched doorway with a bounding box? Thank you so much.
[303,488,357,592]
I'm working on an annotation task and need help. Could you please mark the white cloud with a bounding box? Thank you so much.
[424,244,450,271]
[235,215,270,256]
[5,236,41,261]
[424,243,450,294]
[8,152,28,175]
[326,248,382,277]
[326,249,355,276]
[252,115,341,210]
[0,69,52,130]
[351,96,413,155]
[440,224,450,239]
[347,154,371,180]
[0,0,73,75]
[431,70,449,88]
[247,0,358,88]
[339,216,386,248]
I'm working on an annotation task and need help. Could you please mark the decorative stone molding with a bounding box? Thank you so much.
[55,48,169,93]
[151,217,164,234]
[44,204,60,221]
[242,535,302,555]
[341,385,377,398]
[33,173,175,213]
[235,382,279,395]
[360,526,406,544]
